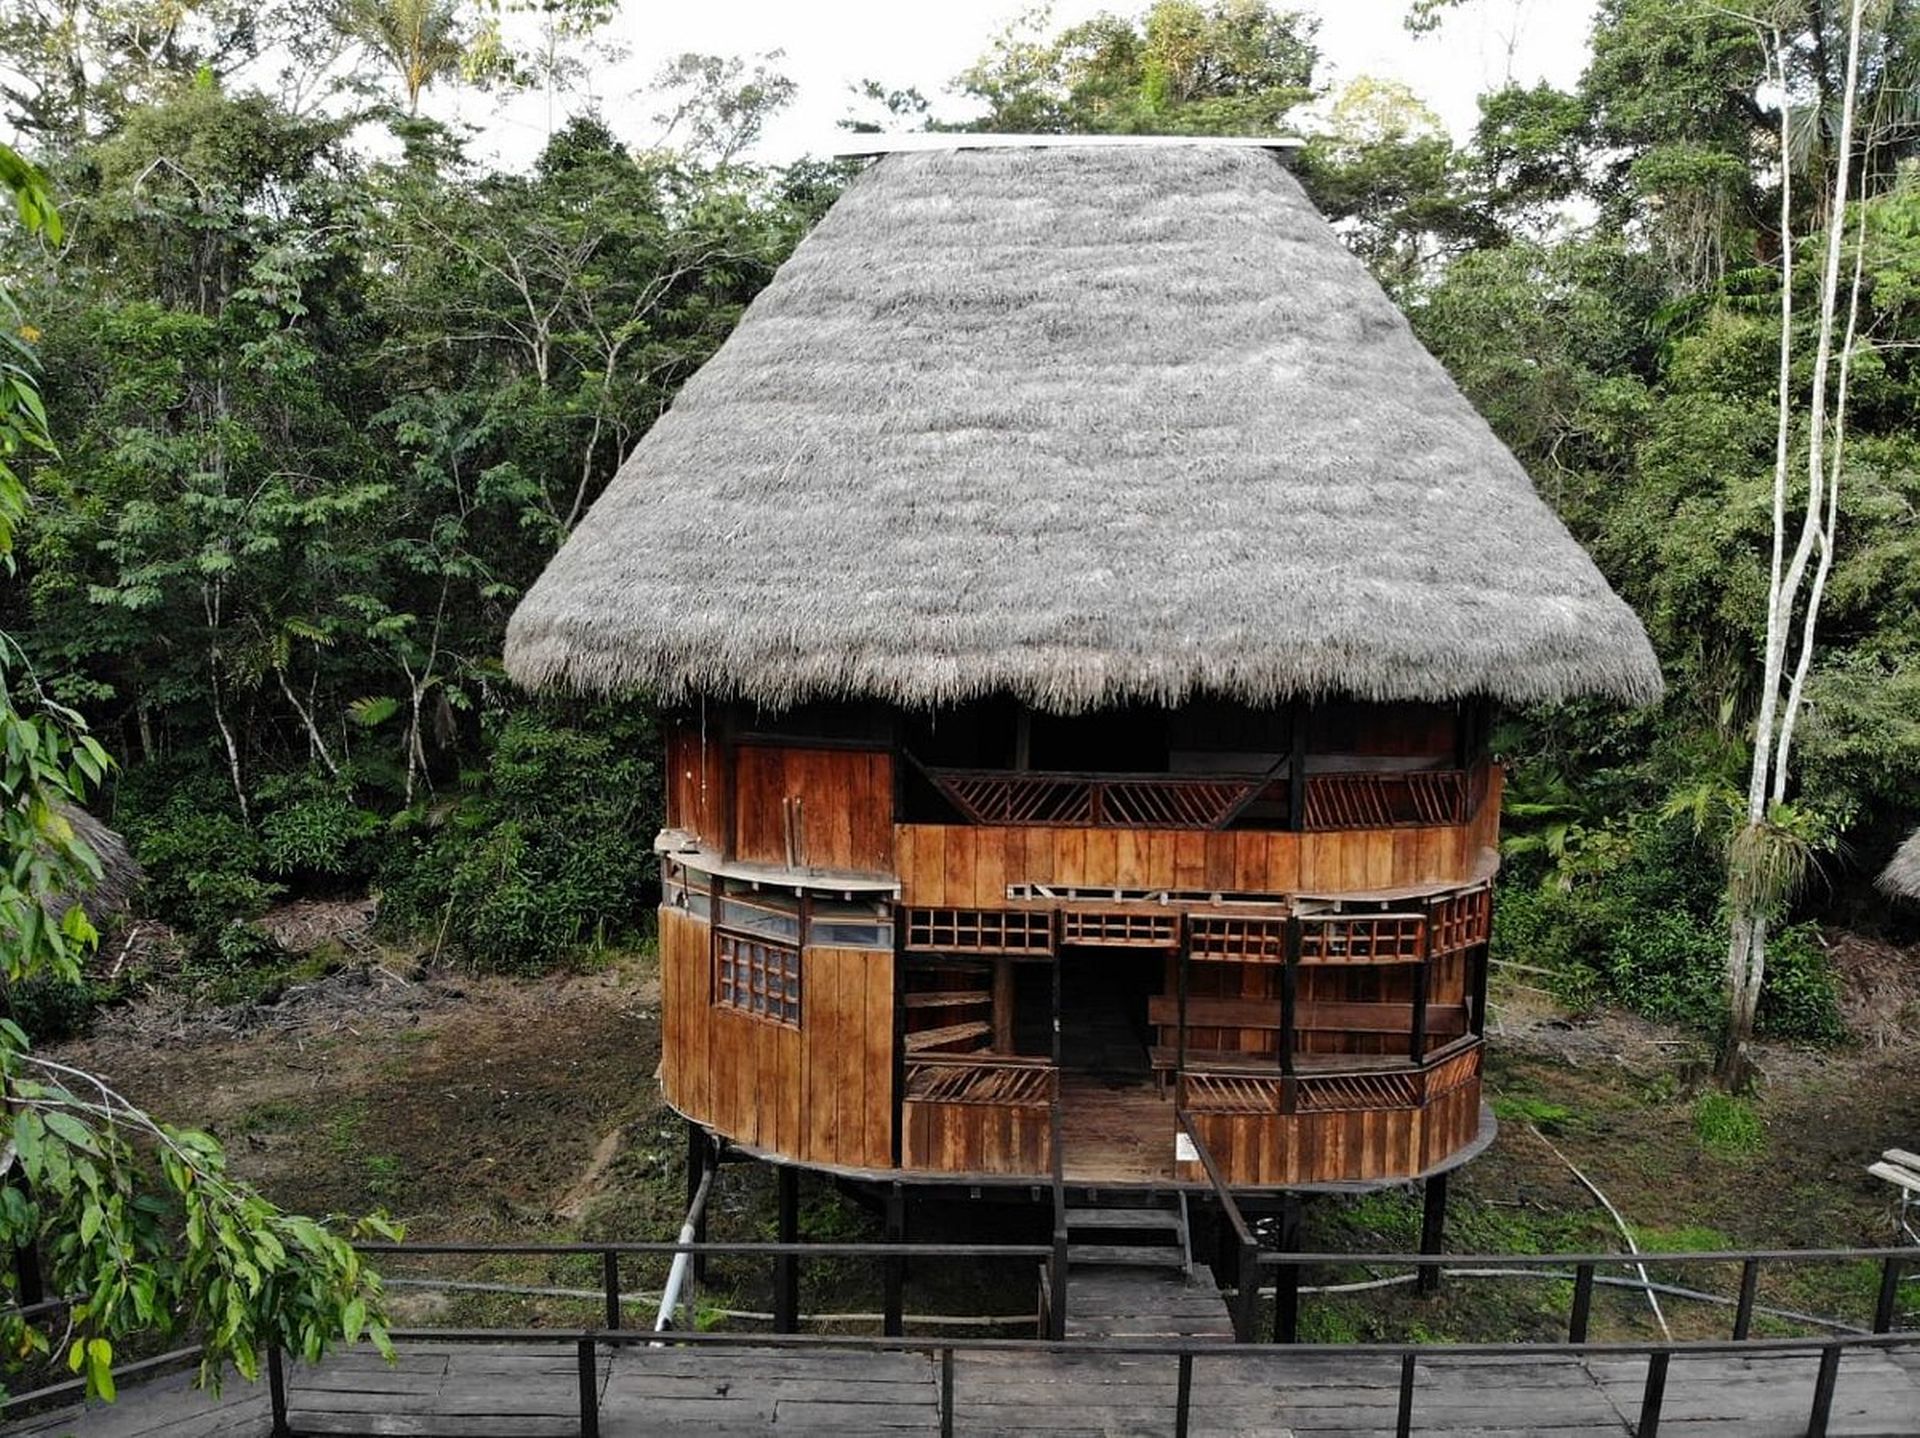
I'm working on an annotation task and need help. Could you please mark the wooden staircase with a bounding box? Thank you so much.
[1058,1193,1235,1340]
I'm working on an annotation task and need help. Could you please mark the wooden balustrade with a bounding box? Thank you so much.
[901,1056,1058,1175]
[920,763,1475,833]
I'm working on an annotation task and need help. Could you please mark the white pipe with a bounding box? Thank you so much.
[654,1160,716,1336]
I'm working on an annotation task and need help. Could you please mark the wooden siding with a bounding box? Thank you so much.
[664,722,731,852]
[901,1099,1052,1176]
[658,908,893,1169]
[896,766,1500,906]
[733,744,895,875]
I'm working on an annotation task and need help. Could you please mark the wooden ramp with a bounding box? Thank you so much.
[16,1341,1920,1438]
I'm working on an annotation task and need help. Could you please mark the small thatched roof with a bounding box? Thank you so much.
[506,143,1662,714]
[44,804,143,924]
[1881,829,1920,901]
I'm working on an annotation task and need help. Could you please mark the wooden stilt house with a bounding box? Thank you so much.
[505,140,1661,1190]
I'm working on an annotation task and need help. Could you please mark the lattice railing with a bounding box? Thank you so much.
[1059,911,1180,947]
[1181,1071,1287,1114]
[1177,1044,1483,1117]
[1293,1069,1423,1112]
[1302,770,1470,830]
[904,907,1054,955]
[903,1058,1057,1107]
[1426,886,1492,955]
[924,767,1266,830]
[1296,913,1426,964]
[1187,915,1289,963]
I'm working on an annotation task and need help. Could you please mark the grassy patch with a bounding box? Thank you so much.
[1692,1092,1765,1158]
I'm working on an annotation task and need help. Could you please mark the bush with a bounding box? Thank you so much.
[1494,815,1844,1044]
[380,704,660,971]
[116,763,282,939]
[256,771,383,881]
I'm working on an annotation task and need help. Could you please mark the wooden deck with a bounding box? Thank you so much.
[14,1340,1920,1438]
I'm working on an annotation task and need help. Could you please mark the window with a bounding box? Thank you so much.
[716,882,801,942]
[714,931,801,1027]
[663,863,713,920]
[808,897,893,951]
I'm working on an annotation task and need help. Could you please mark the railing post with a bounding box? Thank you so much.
[268,1345,291,1438]
[1568,1262,1595,1344]
[1417,1173,1448,1296]
[1733,1257,1760,1340]
[1873,1255,1903,1334]
[1395,1352,1417,1438]
[1175,1351,1193,1438]
[1638,1351,1669,1438]
[1273,1197,1301,1344]
[577,1337,599,1438]
[1807,1343,1842,1438]
[774,1165,800,1335]
[1234,1235,1260,1343]
[602,1250,621,1331]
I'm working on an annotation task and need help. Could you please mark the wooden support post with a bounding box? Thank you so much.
[1417,1173,1448,1296]
[1280,919,1299,1078]
[1395,1352,1417,1438]
[992,957,1015,1054]
[1176,937,1190,1078]
[774,1165,799,1334]
[1409,958,1430,1065]
[1273,1197,1301,1344]
[1468,941,1490,1039]
[884,1182,906,1338]
[940,1346,955,1438]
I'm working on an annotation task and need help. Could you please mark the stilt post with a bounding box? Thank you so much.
[1417,1173,1448,1296]
[884,1181,906,1337]
[774,1164,800,1334]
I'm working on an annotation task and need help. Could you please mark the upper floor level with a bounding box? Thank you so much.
[661,697,1500,904]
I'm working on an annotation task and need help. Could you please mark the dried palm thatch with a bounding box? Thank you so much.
[506,144,1662,713]
[1880,829,1920,900]
[44,803,144,924]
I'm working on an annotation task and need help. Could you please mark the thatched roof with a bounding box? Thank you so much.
[506,143,1662,714]
[1881,829,1920,901]
[43,804,143,924]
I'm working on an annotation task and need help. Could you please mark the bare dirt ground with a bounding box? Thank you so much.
[56,957,673,1238]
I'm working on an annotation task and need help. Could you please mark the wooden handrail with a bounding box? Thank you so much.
[1175,1109,1260,1343]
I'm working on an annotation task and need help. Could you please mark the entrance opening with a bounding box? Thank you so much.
[1057,947,1160,1078]
[1053,946,1175,1182]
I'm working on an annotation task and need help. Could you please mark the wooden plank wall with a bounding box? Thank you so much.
[896,771,1500,906]
[901,1100,1051,1176]
[733,744,895,875]
[658,908,893,1170]
[664,722,731,851]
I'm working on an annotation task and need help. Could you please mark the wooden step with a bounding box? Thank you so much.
[903,990,992,1010]
[904,1021,992,1053]
[1067,1245,1187,1269]
[1065,1207,1183,1231]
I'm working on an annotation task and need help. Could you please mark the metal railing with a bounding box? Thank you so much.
[252,1323,1920,1438]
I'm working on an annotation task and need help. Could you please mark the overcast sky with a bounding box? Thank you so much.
[448,0,1599,169]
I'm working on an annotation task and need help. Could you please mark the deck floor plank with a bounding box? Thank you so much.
[12,1339,1920,1438]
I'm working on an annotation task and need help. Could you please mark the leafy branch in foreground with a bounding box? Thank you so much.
[1,140,397,1403]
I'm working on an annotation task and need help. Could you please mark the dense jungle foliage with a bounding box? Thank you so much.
[5,0,1919,1043]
